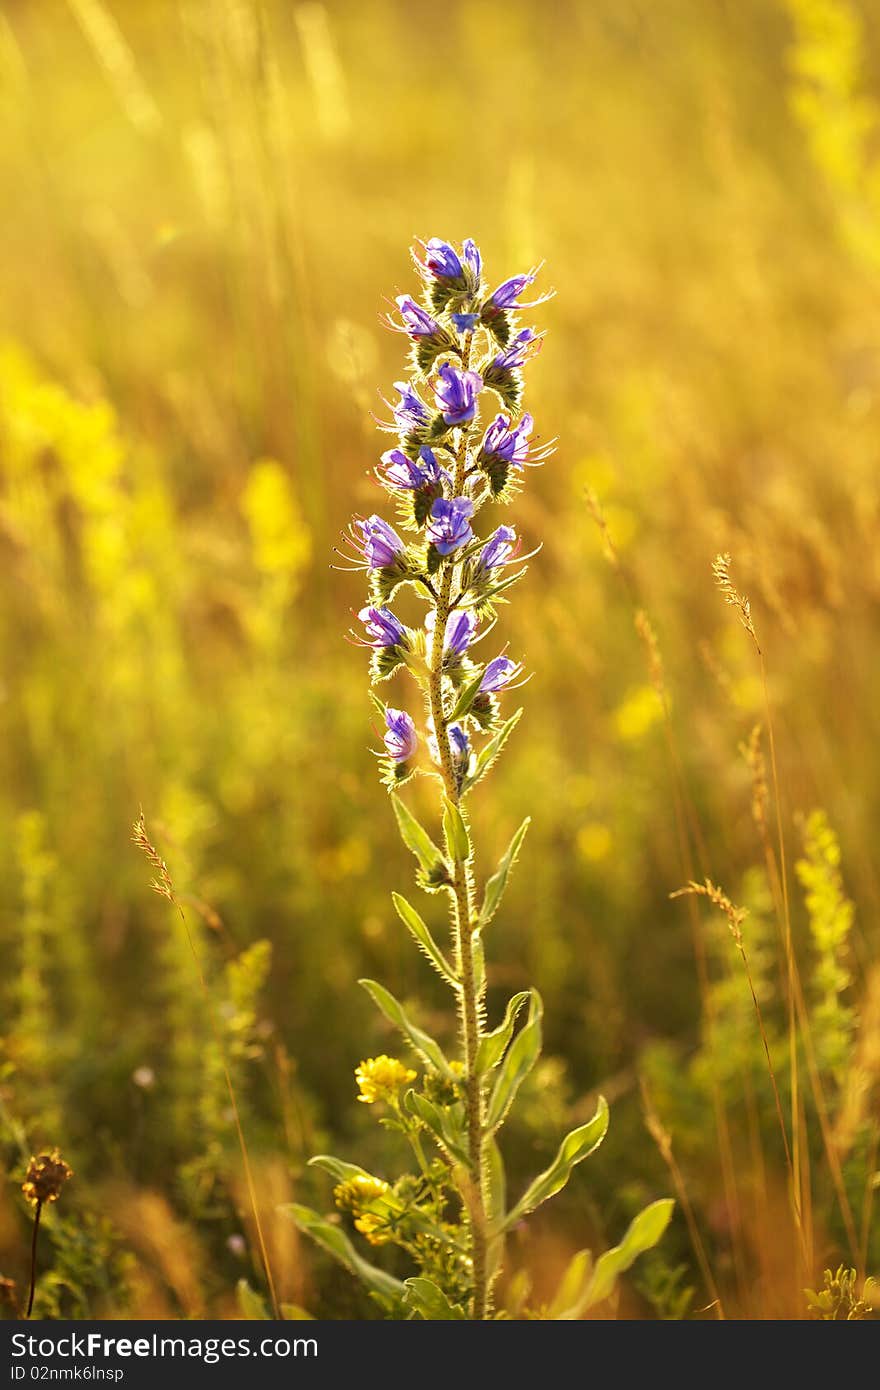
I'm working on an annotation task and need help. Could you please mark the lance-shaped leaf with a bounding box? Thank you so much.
[391,794,450,890]
[449,667,486,722]
[462,708,523,794]
[443,797,471,863]
[281,1204,405,1303]
[479,818,530,929]
[359,978,453,1077]
[486,988,543,1131]
[308,1155,379,1186]
[546,1250,593,1320]
[402,1277,467,1320]
[476,990,530,1074]
[392,893,457,987]
[550,1198,675,1319]
[504,1097,610,1229]
[403,1089,469,1165]
[486,1137,507,1283]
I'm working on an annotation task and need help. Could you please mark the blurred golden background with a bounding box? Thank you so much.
[0,0,878,1318]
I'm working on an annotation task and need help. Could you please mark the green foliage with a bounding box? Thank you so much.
[796,809,855,1084]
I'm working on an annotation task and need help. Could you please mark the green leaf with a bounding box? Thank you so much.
[449,668,486,722]
[391,794,449,883]
[546,1251,593,1320]
[280,1204,405,1303]
[462,709,523,794]
[403,1089,469,1165]
[480,818,530,928]
[443,798,471,863]
[476,991,530,1074]
[359,978,453,1077]
[307,1155,377,1186]
[486,1138,507,1282]
[504,1097,610,1228]
[402,1277,467,1320]
[486,988,543,1132]
[392,893,457,987]
[552,1198,675,1318]
[236,1279,269,1320]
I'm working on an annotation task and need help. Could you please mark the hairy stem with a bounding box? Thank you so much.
[426,332,489,1320]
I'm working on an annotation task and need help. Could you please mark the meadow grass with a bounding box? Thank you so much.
[0,0,878,1318]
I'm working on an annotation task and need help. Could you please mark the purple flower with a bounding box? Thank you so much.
[358,515,405,569]
[427,607,477,655]
[395,296,443,339]
[477,525,517,571]
[426,497,474,556]
[451,312,479,333]
[434,363,482,425]
[491,328,542,372]
[483,271,537,314]
[359,606,407,649]
[390,380,431,433]
[462,239,482,282]
[480,656,522,692]
[419,239,463,282]
[449,723,469,758]
[384,708,418,763]
[446,609,477,655]
[379,446,447,491]
[479,413,534,469]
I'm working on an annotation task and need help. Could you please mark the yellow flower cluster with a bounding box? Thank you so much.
[333,1174,392,1247]
[354,1054,416,1105]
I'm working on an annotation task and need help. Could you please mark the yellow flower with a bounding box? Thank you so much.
[354,1055,416,1105]
[353,1212,392,1246]
[333,1174,390,1213]
[334,1174,394,1245]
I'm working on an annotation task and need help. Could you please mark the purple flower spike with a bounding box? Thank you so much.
[384,708,418,763]
[390,380,431,433]
[358,515,405,569]
[395,295,443,339]
[420,239,464,282]
[478,525,517,571]
[434,363,482,425]
[492,328,542,372]
[359,606,407,649]
[379,446,447,491]
[427,497,474,556]
[480,656,522,692]
[451,312,479,333]
[479,413,534,469]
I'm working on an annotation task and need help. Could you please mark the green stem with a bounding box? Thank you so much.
[426,332,490,1320]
